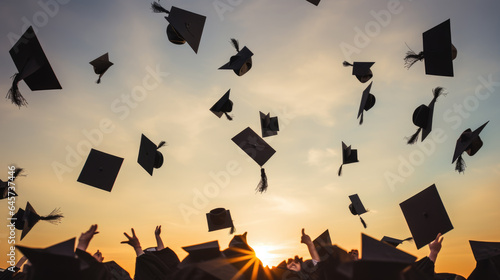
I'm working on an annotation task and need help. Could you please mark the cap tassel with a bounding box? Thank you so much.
[96,75,102,84]
[157,141,167,149]
[404,48,425,69]
[403,237,414,243]
[6,73,28,107]
[431,86,445,103]
[224,112,233,121]
[151,2,169,14]
[13,167,25,179]
[342,61,353,67]
[455,154,466,173]
[230,224,236,235]
[359,216,367,228]
[40,208,64,224]
[338,164,343,176]
[406,128,422,145]
[256,168,268,193]
[230,38,240,52]
[359,112,364,125]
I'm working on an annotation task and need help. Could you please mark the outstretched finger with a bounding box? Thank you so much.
[123,232,131,240]
[302,228,305,236]
[131,228,136,237]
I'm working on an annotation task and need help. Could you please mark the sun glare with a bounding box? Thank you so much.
[251,244,281,268]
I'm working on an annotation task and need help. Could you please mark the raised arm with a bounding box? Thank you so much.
[77,224,99,251]
[155,225,165,251]
[301,228,320,263]
[428,233,443,263]
[121,228,144,257]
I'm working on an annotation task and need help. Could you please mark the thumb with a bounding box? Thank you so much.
[302,228,305,236]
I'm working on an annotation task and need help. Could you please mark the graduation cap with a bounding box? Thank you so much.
[232,127,276,193]
[338,141,359,176]
[151,2,206,54]
[0,166,24,200]
[7,26,62,107]
[89,53,113,84]
[452,121,489,173]
[219,38,253,76]
[179,240,222,268]
[357,82,376,125]
[77,148,124,192]
[206,208,235,234]
[406,87,446,144]
[362,234,417,263]
[312,230,336,261]
[260,111,279,137]
[468,241,500,280]
[17,238,81,280]
[210,89,233,120]
[343,61,374,83]
[404,19,457,77]
[13,201,63,240]
[399,184,454,249]
[137,134,167,176]
[306,0,321,6]
[349,194,368,228]
[381,236,413,247]
[434,273,467,280]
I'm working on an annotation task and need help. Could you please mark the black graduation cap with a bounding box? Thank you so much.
[137,134,167,176]
[232,127,276,193]
[406,87,446,144]
[17,238,81,280]
[381,236,413,247]
[210,89,233,120]
[362,234,417,263]
[206,208,235,234]
[399,184,454,249]
[306,0,321,5]
[13,201,63,240]
[343,61,374,83]
[219,39,253,76]
[0,167,24,200]
[7,26,62,107]
[77,148,124,192]
[404,19,456,77]
[313,229,337,261]
[179,240,222,268]
[468,241,500,280]
[357,82,376,125]
[89,53,113,84]
[260,111,279,137]
[151,2,206,54]
[348,194,368,228]
[452,121,489,173]
[338,142,359,176]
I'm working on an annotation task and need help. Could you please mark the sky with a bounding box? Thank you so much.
[1,0,499,277]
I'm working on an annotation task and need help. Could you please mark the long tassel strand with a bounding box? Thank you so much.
[40,208,64,224]
[360,216,367,228]
[455,155,466,173]
[404,48,424,69]
[406,128,422,144]
[6,73,28,107]
[256,168,268,193]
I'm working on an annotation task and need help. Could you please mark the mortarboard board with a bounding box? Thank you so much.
[452,121,489,173]
[348,194,368,228]
[404,19,456,77]
[232,127,276,193]
[151,3,206,54]
[362,234,417,263]
[343,61,374,83]
[467,241,500,280]
[77,148,124,192]
[260,111,279,137]
[206,208,235,234]
[219,39,253,76]
[210,89,233,120]
[89,53,113,84]
[399,184,453,249]
[407,87,446,144]
[17,238,81,280]
[313,229,337,261]
[103,261,133,280]
[13,201,63,240]
[381,236,413,247]
[338,142,359,176]
[306,0,321,5]
[7,26,62,107]
[180,240,222,267]
[137,134,167,176]
[357,82,376,125]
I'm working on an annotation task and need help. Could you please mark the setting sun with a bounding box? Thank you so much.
[251,244,282,268]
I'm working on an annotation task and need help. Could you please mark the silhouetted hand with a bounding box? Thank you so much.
[77,224,99,251]
[155,225,165,251]
[121,228,144,256]
[428,233,443,263]
[92,250,104,263]
[155,225,161,237]
[301,228,312,245]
